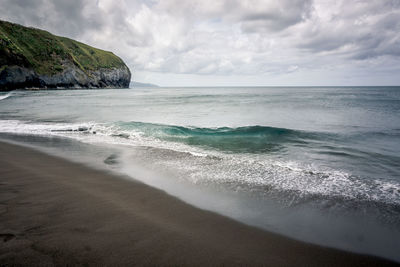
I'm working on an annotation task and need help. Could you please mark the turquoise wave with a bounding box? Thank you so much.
[114,122,321,153]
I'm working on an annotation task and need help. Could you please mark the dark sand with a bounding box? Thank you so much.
[0,141,397,266]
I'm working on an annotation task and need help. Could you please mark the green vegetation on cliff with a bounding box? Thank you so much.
[0,20,126,75]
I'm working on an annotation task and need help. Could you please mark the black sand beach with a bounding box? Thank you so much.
[0,141,397,266]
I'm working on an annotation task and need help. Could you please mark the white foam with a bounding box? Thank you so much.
[1,119,400,206]
[0,120,96,135]
[0,119,214,158]
[125,148,400,206]
[0,92,12,101]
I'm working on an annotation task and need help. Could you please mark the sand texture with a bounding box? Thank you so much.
[0,141,396,266]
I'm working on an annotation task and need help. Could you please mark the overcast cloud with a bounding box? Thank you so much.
[1,0,399,86]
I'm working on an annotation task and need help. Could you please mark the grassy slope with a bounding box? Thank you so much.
[0,20,125,75]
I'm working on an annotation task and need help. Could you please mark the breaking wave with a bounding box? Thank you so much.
[0,119,399,208]
[0,92,13,101]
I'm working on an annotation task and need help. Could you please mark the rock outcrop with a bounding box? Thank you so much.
[0,64,131,90]
[0,20,131,91]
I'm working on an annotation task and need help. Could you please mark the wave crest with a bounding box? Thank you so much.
[114,122,319,153]
[0,92,12,101]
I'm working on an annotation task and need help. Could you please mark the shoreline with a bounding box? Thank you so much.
[0,141,396,266]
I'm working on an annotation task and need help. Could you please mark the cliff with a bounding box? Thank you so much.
[0,20,131,91]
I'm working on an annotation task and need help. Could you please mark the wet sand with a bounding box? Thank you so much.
[0,141,396,266]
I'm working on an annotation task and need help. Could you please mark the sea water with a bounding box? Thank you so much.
[0,87,399,261]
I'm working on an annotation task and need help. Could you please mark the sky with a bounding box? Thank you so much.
[1,0,400,86]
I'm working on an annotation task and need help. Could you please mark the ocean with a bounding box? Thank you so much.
[0,86,399,261]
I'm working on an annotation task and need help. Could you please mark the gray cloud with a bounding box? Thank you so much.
[0,0,399,85]
[298,1,400,60]
[0,0,106,38]
[238,0,313,32]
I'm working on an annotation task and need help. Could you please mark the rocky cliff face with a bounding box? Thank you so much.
[0,64,131,90]
[0,20,131,91]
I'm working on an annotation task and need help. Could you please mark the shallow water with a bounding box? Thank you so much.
[0,87,399,261]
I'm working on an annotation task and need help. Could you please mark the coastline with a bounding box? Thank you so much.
[0,140,396,266]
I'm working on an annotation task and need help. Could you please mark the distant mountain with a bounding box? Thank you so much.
[130,81,159,88]
[0,20,131,91]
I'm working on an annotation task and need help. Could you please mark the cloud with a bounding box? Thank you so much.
[0,0,399,85]
[236,0,313,32]
[297,0,400,59]
[157,0,313,32]
[0,0,106,37]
